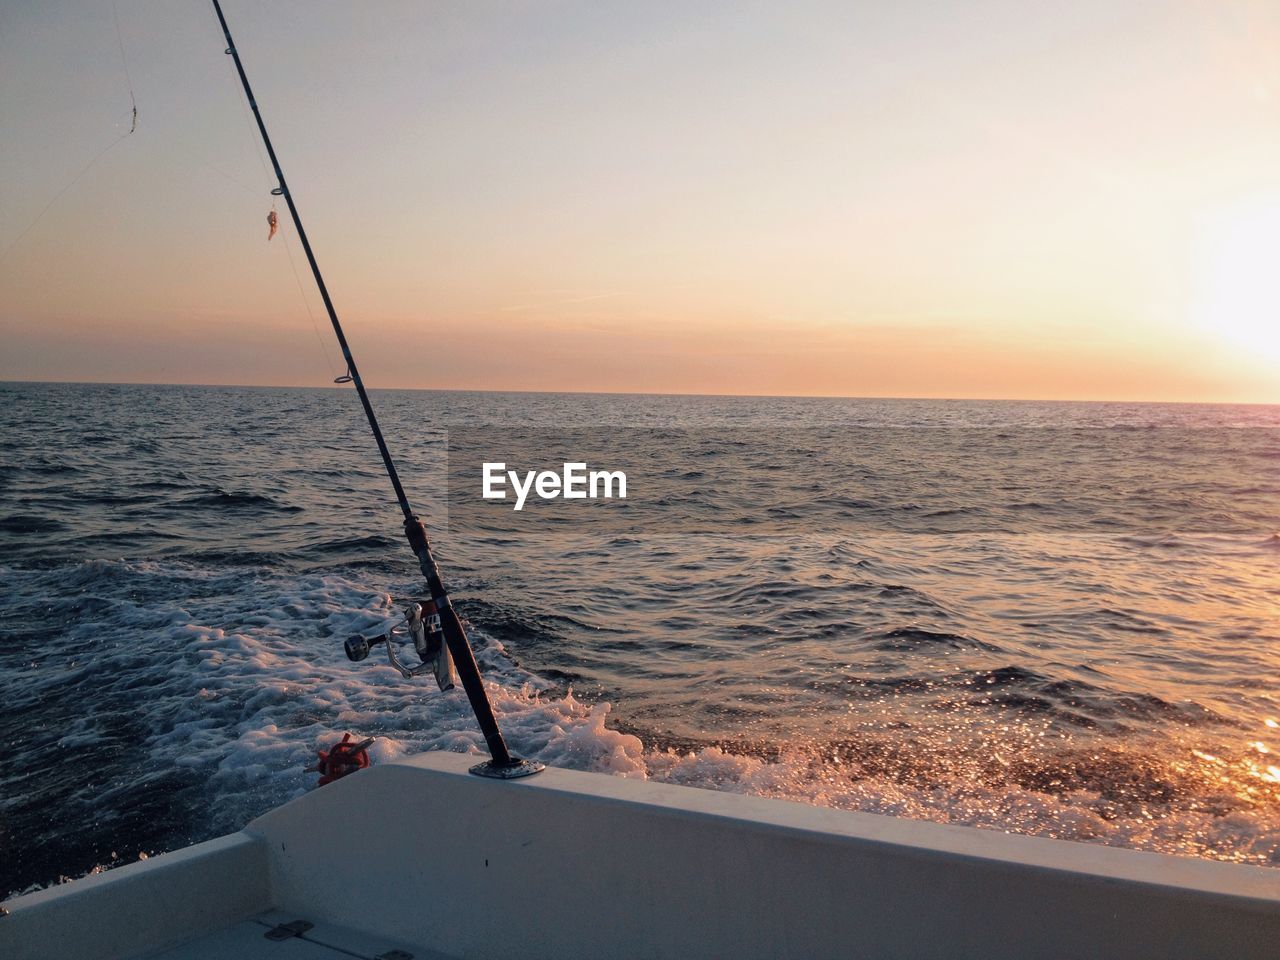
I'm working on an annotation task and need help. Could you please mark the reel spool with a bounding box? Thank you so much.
[345,600,457,690]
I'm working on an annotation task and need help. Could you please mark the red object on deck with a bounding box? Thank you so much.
[311,733,372,786]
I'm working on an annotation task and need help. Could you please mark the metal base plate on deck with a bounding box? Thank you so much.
[469,757,545,779]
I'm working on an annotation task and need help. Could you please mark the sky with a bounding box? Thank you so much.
[1,0,1278,401]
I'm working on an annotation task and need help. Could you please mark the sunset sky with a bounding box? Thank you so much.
[2,0,1278,401]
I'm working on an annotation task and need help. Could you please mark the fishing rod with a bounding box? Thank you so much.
[210,0,541,779]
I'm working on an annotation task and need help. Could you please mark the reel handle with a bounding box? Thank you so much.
[344,633,388,662]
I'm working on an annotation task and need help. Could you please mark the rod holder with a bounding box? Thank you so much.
[471,758,545,779]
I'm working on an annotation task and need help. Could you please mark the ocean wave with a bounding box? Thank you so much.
[180,489,303,513]
[0,514,67,533]
[2,557,1279,896]
[868,627,1000,653]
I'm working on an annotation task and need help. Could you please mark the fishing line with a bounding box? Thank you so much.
[169,135,340,378]
[209,12,339,380]
[175,143,266,198]
[0,3,140,263]
[110,0,138,134]
[281,224,341,380]
[245,124,341,381]
[0,116,134,264]
[228,49,274,189]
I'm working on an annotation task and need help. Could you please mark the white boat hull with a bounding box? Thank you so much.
[5,751,1279,959]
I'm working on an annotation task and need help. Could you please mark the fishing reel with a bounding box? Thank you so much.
[345,600,457,691]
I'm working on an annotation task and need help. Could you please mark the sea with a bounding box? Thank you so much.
[2,381,1279,896]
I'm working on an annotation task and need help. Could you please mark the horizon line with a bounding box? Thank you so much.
[3,377,1278,407]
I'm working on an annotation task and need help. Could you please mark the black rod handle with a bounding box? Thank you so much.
[405,516,516,766]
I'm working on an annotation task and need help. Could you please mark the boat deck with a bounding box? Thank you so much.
[147,910,449,960]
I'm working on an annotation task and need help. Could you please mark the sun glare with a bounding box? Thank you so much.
[1191,195,1280,363]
